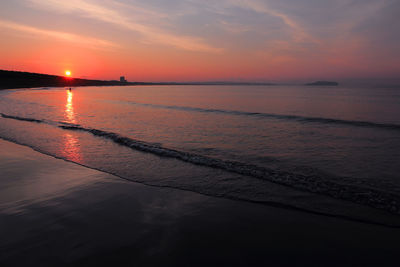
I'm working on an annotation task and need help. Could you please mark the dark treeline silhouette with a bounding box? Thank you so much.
[0,70,145,89]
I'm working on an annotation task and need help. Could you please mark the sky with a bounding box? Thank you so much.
[0,0,399,82]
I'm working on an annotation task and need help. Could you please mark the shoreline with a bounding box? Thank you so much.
[1,110,400,227]
[1,138,400,266]
[2,130,400,229]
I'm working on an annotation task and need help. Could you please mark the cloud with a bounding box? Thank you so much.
[27,0,222,53]
[5,0,397,79]
[224,0,313,43]
[0,19,118,49]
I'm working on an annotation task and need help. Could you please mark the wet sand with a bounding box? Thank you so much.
[1,138,400,267]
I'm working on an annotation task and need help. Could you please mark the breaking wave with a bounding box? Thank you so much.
[1,112,399,215]
[1,113,43,123]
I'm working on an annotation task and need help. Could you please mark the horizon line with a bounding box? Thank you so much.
[2,69,400,86]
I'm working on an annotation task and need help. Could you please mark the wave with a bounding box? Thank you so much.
[1,112,400,215]
[118,101,400,131]
[1,113,43,123]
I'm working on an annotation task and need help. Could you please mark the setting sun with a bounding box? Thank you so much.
[65,70,71,77]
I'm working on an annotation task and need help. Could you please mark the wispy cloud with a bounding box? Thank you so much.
[226,0,314,43]
[27,0,222,53]
[0,19,117,49]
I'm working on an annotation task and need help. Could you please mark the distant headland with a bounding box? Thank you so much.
[305,81,339,86]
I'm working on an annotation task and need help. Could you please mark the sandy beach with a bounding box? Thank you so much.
[0,138,399,266]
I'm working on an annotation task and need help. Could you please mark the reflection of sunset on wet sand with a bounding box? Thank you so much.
[62,132,82,162]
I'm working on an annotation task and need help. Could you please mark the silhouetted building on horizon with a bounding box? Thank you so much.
[120,76,127,83]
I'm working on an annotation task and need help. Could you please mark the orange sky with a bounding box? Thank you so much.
[0,0,399,82]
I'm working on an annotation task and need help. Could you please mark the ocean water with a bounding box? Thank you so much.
[1,85,400,224]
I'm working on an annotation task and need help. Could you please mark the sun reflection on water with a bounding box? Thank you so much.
[63,89,82,162]
[65,90,76,124]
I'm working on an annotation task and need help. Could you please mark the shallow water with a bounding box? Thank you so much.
[1,85,400,222]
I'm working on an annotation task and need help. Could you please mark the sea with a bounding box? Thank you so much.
[1,85,400,225]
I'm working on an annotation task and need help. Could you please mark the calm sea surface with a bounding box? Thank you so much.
[1,85,400,223]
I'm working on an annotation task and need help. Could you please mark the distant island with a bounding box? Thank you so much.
[0,70,275,90]
[305,81,339,86]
